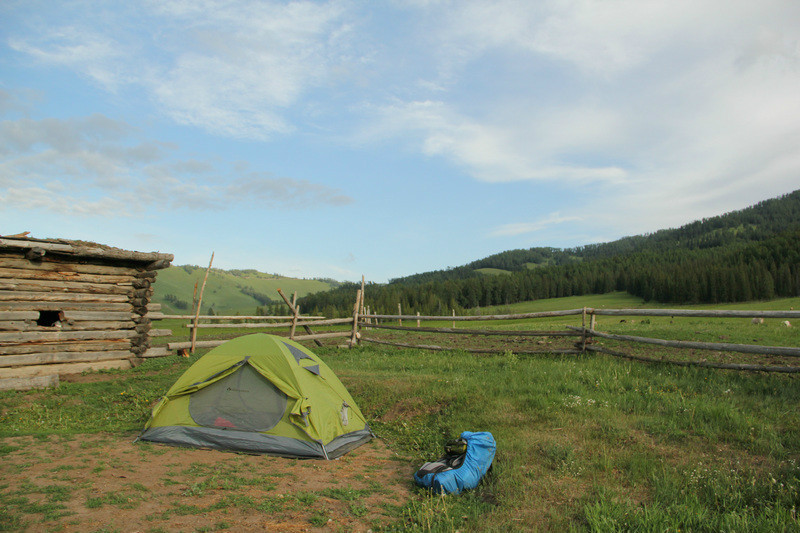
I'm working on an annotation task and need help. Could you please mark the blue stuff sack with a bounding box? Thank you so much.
[414,431,496,495]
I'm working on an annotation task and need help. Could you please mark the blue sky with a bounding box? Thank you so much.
[2,1,799,282]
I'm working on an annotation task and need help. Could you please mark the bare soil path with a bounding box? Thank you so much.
[1,433,413,532]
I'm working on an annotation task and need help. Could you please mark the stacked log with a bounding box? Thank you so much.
[0,236,173,390]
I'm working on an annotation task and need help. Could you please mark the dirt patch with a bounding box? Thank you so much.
[0,433,415,532]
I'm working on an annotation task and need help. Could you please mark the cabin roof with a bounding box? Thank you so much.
[0,235,174,266]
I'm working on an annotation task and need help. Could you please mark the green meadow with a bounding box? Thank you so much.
[1,293,799,531]
[152,265,333,315]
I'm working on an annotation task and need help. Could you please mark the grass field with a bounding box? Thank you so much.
[1,293,799,531]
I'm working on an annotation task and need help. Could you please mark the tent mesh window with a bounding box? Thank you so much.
[188,365,287,431]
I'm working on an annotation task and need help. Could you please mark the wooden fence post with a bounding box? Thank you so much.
[581,307,587,352]
[398,303,402,326]
[417,311,420,328]
[290,304,299,339]
[351,289,363,347]
[190,252,214,354]
[452,309,456,329]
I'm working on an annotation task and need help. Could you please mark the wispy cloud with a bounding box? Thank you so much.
[7,1,359,139]
[5,0,800,252]
[0,110,353,215]
[490,213,583,238]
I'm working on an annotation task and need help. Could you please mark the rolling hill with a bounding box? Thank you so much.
[151,265,336,315]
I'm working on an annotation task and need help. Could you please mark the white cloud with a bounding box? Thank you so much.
[490,213,582,238]
[7,1,359,139]
[363,100,628,184]
[5,0,800,240]
[0,112,354,215]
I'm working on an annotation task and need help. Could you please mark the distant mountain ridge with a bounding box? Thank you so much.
[299,189,800,315]
[391,190,800,283]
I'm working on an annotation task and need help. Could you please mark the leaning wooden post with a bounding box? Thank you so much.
[189,281,198,342]
[398,303,402,326]
[590,310,597,332]
[190,252,214,354]
[277,288,322,347]
[350,289,363,347]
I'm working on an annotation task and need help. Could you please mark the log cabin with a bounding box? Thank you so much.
[0,235,173,390]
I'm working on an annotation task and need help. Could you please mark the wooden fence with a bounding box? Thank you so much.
[151,272,799,374]
[164,286,364,352]
[357,307,800,373]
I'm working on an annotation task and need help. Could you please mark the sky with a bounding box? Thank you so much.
[1,1,799,283]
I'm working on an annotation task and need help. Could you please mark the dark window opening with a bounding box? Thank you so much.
[37,310,63,327]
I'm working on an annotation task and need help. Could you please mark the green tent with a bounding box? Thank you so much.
[138,334,372,459]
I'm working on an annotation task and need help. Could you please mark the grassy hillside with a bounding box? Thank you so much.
[152,266,333,315]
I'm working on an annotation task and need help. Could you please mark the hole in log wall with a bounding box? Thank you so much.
[36,310,63,327]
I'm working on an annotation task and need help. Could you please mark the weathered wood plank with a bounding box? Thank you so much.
[572,326,800,357]
[361,337,581,355]
[292,331,352,341]
[148,329,173,337]
[0,321,33,331]
[187,318,343,328]
[0,359,133,379]
[0,266,139,284]
[0,320,136,332]
[0,278,133,295]
[0,301,133,312]
[62,311,137,321]
[0,350,133,367]
[0,311,39,321]
[163,315,322,320]
[188,321,293,329]
[0,330,138,343]
[588,308,800,319]
[0,340,131,355]
[0,254,142,275]
[0,291,129,303]
[168,340,227,350]
[0,375,59,391]
[0,237,173,264]
[360,322,581,336]
[141,347,171,358]
[364,309,585,321]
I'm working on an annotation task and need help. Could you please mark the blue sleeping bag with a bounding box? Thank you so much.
[414,431,496,495]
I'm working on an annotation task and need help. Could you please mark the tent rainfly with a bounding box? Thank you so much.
[137,334,372,459]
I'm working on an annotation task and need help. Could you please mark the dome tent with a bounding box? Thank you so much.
[137,334,372,459]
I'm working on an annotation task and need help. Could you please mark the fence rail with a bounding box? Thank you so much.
[359,307,799,373]
[155,282,798,373]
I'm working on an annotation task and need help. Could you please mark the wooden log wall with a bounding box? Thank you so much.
[0,238,173,389]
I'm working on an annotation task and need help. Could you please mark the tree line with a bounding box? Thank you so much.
[298,190,800,316]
